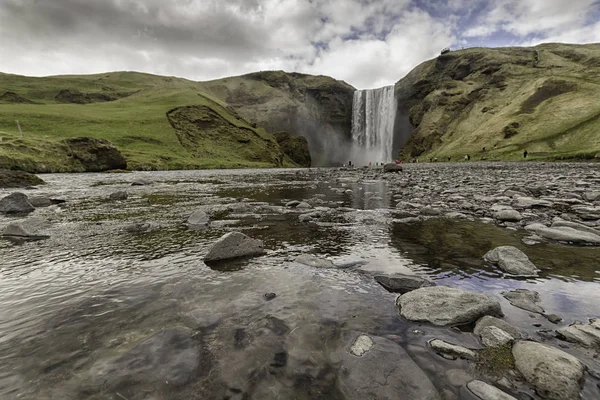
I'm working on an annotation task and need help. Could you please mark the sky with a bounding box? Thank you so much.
[1,0,599,89]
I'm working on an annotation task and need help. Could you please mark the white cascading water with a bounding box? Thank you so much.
[350,86,397,166]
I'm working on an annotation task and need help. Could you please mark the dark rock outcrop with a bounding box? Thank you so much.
[63,138,127,172]
[0,192,35,214]
[0,170,45,188]
[274,132,311,167]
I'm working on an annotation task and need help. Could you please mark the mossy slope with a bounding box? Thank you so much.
[0,70,352,171]
[396,43,600,161]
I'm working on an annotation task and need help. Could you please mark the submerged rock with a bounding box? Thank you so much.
[0,192,35,214]
[374,274,435,294]
[122,222,160,233]
[483,246,539,276]
[512,341,586,400]
[108,191,128,201]
[429,339,477,360]
[397,286,503,326]
[295,254,336,269]
[556,319,600,349]
[91,328,200,392]
[467,380,518,400]
[204,231,265,262]
[187,209,210,227]
[334,333,440,400]
[501,289,544,314]
[131,179,152,186]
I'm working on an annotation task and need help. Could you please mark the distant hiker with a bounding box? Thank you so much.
[434,157,438,162]
[523,150,528,158]
[348,161,352,167]
[429,157,433,162]
[467,154,471,161]
[482,147,486,152]
[447,156,451,161]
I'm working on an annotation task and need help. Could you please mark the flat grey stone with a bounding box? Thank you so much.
[2,218,49,240]
[513,341,586,400]
[556,319,600,349]
[512,197,553,209]
[474,316,521,339]
[525,223,600,245]
[483,246,539,276]
[502,289,544,314]
[479,326,514,347]
[429,339,476,360]
[204,232,265,262]
[187,210,210,227]
[295,254,335,269]
[467,380,518,400]
[397,286,503,326]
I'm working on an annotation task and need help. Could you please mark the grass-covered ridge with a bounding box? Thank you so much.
[0,70,350,171]
[396,43,600,161]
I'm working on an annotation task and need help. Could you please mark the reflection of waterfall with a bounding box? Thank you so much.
[351,86,397,166]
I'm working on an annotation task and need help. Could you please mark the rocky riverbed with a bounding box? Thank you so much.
[0,162,599,400]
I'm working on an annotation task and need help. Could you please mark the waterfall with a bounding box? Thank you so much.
[351,86,397,166]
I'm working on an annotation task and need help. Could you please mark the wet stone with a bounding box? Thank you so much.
[0,192,35,215]
[374,273,435,294]
[90,328,200,393]
[398,286,503,326]
[467,380,518,400]
[108,191,128,201]
[502,289,544,314]
[429,339,477,360]
[204,232,265,262]
[294,254,335,269]
[483,246,539,276]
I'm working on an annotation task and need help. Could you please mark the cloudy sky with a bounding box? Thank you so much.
[1,0,599,89]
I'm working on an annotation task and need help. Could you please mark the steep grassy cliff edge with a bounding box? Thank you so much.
[396,43,600,161]
[0,71,352,172]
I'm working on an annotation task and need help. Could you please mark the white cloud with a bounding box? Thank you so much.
[0,0,598,89]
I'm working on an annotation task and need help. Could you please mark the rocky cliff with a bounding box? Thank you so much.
[395,43,600,161]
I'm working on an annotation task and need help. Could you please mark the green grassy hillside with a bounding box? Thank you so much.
[396,43,600,161]
[0,70,351,172]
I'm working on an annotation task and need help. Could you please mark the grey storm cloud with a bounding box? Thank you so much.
[1,0,599,88]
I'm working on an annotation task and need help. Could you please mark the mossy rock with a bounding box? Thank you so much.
[274,132,311,167]
[63,137,127,172]
[0,170,45,188]
[476,343,515,376]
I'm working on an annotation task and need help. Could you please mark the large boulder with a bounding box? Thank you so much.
[63,137,127,172]
[0,192,35,214]
[0,170,45,188]
[397,286,503,326]
[525,222,600,245]
[483,246,539,276]
[204,232,266,262]
[333,333,441,400]
[383,163,403,173]
[374,274,435,294]
[90,328,200,394]
[512,341,586,400]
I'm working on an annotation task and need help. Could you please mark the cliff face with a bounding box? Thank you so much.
[395,43,600,161]
[200,71,355,166]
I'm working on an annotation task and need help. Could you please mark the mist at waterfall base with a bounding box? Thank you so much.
[350,86,398,166]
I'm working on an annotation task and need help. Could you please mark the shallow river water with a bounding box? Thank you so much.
[0,164,599,399]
